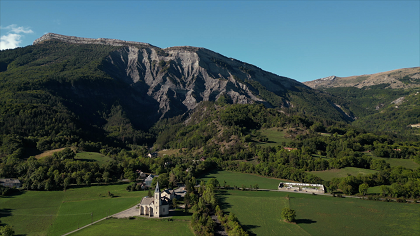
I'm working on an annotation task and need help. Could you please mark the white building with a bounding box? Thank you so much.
[138,182,169,217]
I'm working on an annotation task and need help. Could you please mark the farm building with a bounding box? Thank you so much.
[278,182,324,193]
[0,178,21,188]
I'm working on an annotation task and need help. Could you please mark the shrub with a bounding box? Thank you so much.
[281,208,296,222]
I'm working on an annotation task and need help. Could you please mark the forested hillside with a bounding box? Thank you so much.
[0,35,359,161]
[322,85,420,135]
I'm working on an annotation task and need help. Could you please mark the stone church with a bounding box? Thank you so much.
[138,182,169,217]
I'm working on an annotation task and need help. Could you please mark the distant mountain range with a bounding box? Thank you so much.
[304,67,420,89]
[304,67,420,134]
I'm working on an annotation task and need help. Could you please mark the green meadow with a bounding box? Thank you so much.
[367,153,420,170]
[0,183,147,236]
[255,128,291,147]
[74,152,113,164]
[200,170,284,190]
[71,217,194,236]
[219,190,309,236]
[290,192,420,236]
[309,167,378,181]
[221,190,420,236]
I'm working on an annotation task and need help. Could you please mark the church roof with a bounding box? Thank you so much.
[155,181,160,193]
[140,197,154,206]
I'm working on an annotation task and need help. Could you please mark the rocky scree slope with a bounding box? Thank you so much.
[27,33,348,126]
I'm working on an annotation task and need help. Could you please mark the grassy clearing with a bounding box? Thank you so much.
[290,192,420,236]
[74,152,113,164]
[0,183,147,236]
[367,185,394,194]
[199,170,285,190]
[34,148,66,159]
[71,217,194,236]
[219,190,309,236]
[254,127,291,147]
[221,190,420,236]
[309,167,378,181]
[157,149,180,157]
[366,152,420,170]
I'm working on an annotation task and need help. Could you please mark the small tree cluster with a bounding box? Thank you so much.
[281,208,296,222]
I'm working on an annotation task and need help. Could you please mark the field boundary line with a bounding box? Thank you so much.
[61,203,139,236]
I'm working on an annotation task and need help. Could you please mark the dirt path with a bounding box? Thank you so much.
[211,214,228,236]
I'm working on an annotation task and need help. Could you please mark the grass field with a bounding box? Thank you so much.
[199,170,285,190]
[157,149,181,157]
[71,217,194,236]
[74,152,113,164]
[0,183,147,236]
[309,167,378,181]
[254,128,291,147]
[34,148,66,159]
[221,190,420,236]
[220,190,309,236]
[366,152,420,170]
[290,192,420,236]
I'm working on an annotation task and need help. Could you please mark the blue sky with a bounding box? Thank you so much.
[1,1,419,82]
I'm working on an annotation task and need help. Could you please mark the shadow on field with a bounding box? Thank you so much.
[68,181,127,190]
[242,225,260,236]
[170,209,192,217]
[296,219,317,224]
[216,190,231,210]
[74,158,96,162]
[196,168,221,179]
[0,208,12,221]
[0,189,25,198]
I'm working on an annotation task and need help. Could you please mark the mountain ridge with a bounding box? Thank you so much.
[29,33,333,121]
[304,67,420,89]
[0,33,354,148]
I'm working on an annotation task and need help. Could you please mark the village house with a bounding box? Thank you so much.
[161,189,175,200]
[144,174,158,187]
[0,178,21,188]
[147,152,158,158]
[136,170,146,178]
[138,182,169,217]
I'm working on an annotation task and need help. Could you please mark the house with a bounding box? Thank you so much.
[138,182,169,217]
[0,178,21,188]
[136,170,146,178]
[283,147,297,151]
[161,189,175,201]
[144,174,158,187]
[147,152,158,158]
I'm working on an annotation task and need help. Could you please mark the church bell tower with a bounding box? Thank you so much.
[154,181,161,217]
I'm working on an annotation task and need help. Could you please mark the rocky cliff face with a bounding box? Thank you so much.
[33,33,153,48]
[100,44,304,119]
[34,33,306,120]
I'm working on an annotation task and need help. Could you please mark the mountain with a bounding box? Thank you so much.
[304,67,420,89]
[303,67,420,135]
[0,33,352,149]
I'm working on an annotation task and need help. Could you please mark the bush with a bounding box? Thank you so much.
[281,208,296,222]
